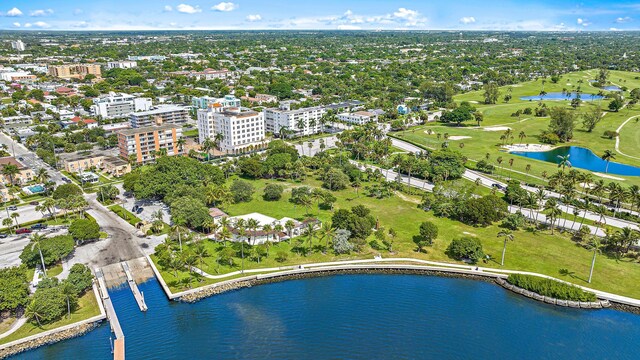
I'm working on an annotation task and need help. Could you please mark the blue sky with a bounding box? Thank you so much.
[1,0,639,31]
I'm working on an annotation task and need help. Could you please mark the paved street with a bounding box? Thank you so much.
[0,227,68,269]
[0,132,65,185]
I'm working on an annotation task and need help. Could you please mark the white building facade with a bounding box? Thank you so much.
[212,108,266,154]
[91,92,152,119]
[10,40,25,52]
[129,105,190,128]
[337,111,379,125]
[107,61,138,69]
[263,103,325,137]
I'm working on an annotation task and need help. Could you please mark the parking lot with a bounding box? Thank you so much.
[121,196,172,224]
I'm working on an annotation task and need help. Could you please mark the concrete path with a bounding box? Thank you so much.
[0,317,27,340]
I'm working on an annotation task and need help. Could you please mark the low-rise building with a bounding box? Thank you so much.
[107,60,138,69]
[117,124,183,164]
[0,157,34,185]
[70,116,99,129]
[1,115,32,126]
[91,92,152,119]
[192,95,241,110]
[78,172,99,184]
[10,40,25,52]
[222,212,321,244]
[264,103,324,137]
[62,153,131,177]
[129,105,189,128]
[240,93,278,105]
[337,111,379,125]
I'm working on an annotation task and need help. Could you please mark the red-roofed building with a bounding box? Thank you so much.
[55,87,76,96]
[70,116,98,129]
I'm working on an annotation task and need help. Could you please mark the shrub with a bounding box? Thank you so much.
[502,213,526,230]
[69,218,100,243]
[603,130,619,139]
[230,179,255,203]
[275,251,288,263]
[263,183,284,201]
[506,274,596,302]
[539,131,560,145]
[416,221,438,250]
[446,236,484,263]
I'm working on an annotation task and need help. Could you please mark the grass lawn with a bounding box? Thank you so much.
[46,263,63,278]
[0,291,101,345]
[0,317,17,335]
[153,175,640,298]
[108,205,141,226]
[183,129,199,137]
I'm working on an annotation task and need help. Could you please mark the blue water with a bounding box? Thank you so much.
[520,92,603,101]
[26,185,45,194]
[512,146,640,176]
[14,275,640,359]
[602,85,622,92]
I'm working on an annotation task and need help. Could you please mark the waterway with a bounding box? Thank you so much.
[511,146,640,176]
[14,275,640,359]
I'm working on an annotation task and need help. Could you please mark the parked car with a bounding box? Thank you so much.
[0,233,8,239]
[491,183,506,191]
[7,205,17,211]
[16,228,32,234]
[132,205,139,212]
[136,207,144,214]
[61,177,71,183]
[30,201,39,206]
[30,224,48,230]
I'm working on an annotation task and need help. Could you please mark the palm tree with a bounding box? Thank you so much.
[218,226,232,245]
[601,150,616,173]
[171,217,187,252]
[25,300,45,327]
[168,257,184,278]
[61,282,75,318]
[10,212,20,229]
[587,236,601,284]
[201,138,215,161]
[35,168,50,184]
[285,220,296,240]
[557,154,572,172]
[30,233,48,277]
[262,224,273,241]
[247,218,259,245]
[497,229,514,266]
[508,158,515,180]
[302,222,316,256]
[177,138,186,154]
[1,164,20,186]
[544,199,561,234]
[3,218,13,234]
[518,131,527,144]
[317,223,335,254]
[273,224,284,242]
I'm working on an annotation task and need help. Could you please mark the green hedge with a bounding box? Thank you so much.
[506,274,597,302]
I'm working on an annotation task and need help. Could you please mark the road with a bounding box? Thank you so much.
[390,137,638,232]
[0,132,65,185]
[0,227,69,269]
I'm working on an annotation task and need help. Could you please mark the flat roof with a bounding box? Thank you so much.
[117,123,180,136]
[131,105,187,117]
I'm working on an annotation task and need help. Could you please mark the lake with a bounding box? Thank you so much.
[14,275,640,359]
[511,146,640,176]
[520,92,604,101]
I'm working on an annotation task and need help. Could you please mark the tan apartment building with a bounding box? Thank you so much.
[61,153,131,177]
[0,157,34,186]
[117,124,183,164]
[48,64,102,80]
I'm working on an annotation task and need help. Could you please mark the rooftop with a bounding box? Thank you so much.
[117,123,180,136]
[131,105,187,117]
[0,157,26,169]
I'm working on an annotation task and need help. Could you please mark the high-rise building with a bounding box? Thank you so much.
[263,103,325,137]
[117,124,183,164]
[200,107,266,154]
[48,64,102,80]
[10,40,25,52]
[91,92,152,119]
[128,105,189,128]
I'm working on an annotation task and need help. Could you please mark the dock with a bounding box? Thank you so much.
[122,262,148,312]
[96,269,125,360]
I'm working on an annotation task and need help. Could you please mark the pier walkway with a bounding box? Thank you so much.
[96,268,125,360]
[122,262,148,312]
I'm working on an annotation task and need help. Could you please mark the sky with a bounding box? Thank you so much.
[0,0,639,31]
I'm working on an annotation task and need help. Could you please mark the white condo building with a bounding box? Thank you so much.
[337,111,379,125]
[107,61,138,69]
[91,92,152,119]
[10,40,25,52]
[263,103,325,137]
[129,105,190,128]
[198,107,266,154]
[192,95,241,110]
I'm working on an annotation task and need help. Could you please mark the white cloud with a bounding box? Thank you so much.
[246,14,262,22]
[615,16,632,23]
[30,9,53,17]
[6,7,23,17]
[73,9,83,15]
[337,24,361,30]
[23,23,31,28]
[391,8,425,26]
[33,21,50,28]
[176,4,202,14]
[577,18,590,26]
[164,5,173,12]
[609,27,622,31]
[459,16,476,24]
[12,22,20,27]
[212,2,238,12]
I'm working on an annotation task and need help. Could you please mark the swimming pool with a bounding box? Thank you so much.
[26,184,45,193]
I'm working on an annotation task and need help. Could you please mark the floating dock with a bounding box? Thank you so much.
[122,261,148,312]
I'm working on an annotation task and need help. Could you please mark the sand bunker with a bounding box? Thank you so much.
[483,126,512,132]
[448,136,471,141]
[593,173,625,181]
[503,143,553,152]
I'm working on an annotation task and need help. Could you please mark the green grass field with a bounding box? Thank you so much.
[0,291,101,345]
[153,175,640,299]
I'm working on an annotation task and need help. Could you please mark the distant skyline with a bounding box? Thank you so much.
[0,0,639,31]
